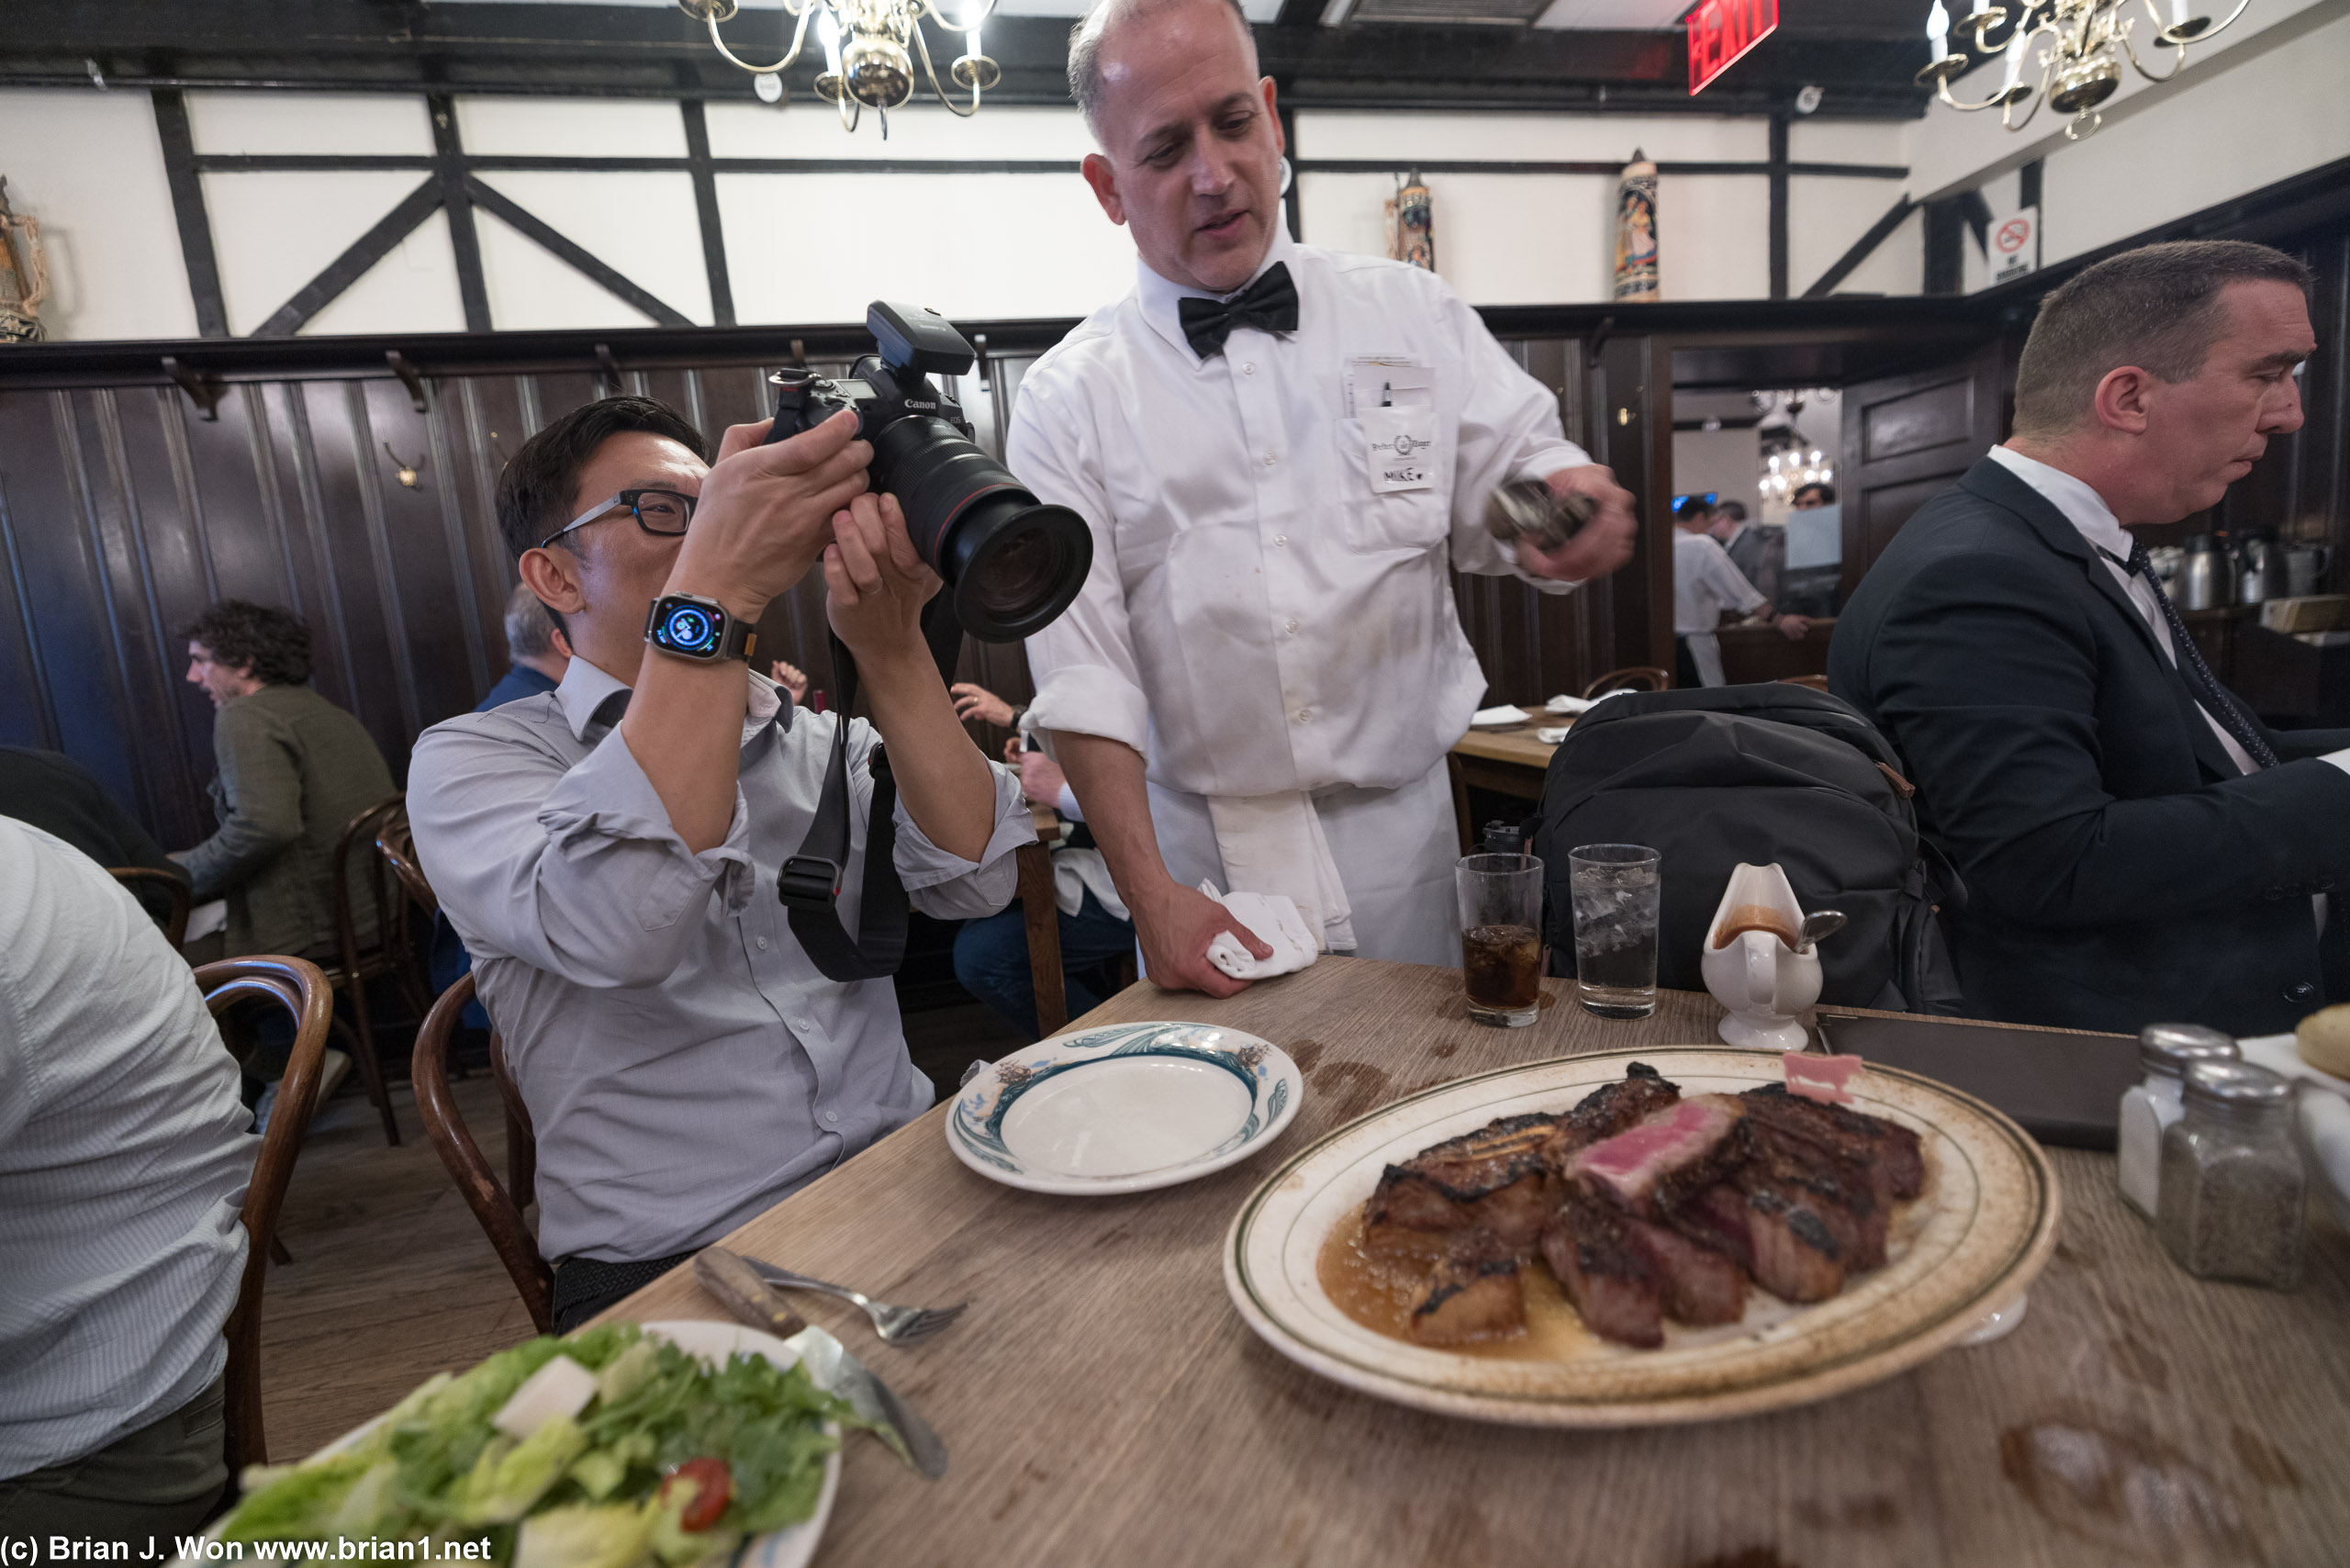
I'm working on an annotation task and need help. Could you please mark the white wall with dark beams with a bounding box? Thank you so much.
[1,84,1929,342]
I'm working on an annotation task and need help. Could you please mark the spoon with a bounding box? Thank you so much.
[1794,909,1847,954]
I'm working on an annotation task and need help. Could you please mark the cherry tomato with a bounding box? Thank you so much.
[662,1457,733,1531]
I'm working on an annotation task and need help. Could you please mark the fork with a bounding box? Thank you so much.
[744,1258,968,1344]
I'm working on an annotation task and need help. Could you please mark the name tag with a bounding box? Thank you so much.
[1361,406,1437,493]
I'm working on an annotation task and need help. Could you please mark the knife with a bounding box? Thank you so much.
[693,1248,949,1480]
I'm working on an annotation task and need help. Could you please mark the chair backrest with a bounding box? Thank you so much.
[411,972,553,1333]
[1582,666,1673,700]
[1013,839,1068,1038]
[331,794,410,977]
[374,815,438,918]
[111,866,191,949]
[195,956,332,1474]
[1778,673,1833,691]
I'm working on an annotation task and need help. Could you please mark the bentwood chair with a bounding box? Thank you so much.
[110,866,191,948]
[1778,673,1833,691]
[1581,666,1674,700]
[326,794,433,1146]
[1015,839,1069,1038]
[412,972,554,1333]
[196,956,333,1473]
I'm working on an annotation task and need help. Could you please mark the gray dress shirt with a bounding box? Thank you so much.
[407,658,1030,1265]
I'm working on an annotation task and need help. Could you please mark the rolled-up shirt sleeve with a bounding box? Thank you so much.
[885,744,1029,920]
[1008,380,1155,756]
[409,718,753,991]
[1438,281,1589,593]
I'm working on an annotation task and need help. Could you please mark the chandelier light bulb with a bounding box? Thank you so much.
[965,24,982,59]
[1926,0,1952,62]
[820,9,845,75]
[2001,21,2028,90]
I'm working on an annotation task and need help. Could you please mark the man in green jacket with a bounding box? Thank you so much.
[176,600,396,961]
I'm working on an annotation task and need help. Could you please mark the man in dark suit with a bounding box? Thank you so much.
[1830,240,2340,1036]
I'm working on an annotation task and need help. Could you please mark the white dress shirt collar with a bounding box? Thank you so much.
[556,652,784,743]
[1988,444,2132,564]
[1134,218,1298,364]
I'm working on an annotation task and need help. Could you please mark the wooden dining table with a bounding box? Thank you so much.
[1450,713,1565,800]
[605,958,2350,1567]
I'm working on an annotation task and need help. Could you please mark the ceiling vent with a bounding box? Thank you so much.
[1345,0,1556,25]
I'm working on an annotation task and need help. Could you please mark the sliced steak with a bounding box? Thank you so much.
[1740,1084,1925,1202]
[1617,1214,1748,1326]
[1366,1111,1563,1248]
[1571,1095,1751,1220]
[1407,1233,1527,1346]
[1539,1195,1663,1349]
[1744,1123,1888,1271]
[1539,1063,1684,1172]
[1676,1179,1846,1304]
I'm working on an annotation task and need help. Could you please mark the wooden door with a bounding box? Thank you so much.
[1837,341,2011,603]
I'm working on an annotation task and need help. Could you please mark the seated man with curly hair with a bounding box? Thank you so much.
[176,599,396,964]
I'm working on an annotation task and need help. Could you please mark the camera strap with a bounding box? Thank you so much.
[778,599,966,981]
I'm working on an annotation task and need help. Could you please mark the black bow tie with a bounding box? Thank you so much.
[1177,262,1299,359]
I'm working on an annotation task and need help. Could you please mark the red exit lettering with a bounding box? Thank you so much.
[1687,0,1780,95]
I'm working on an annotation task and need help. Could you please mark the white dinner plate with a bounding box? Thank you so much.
[176,1320,839,1564]
[947,1020,1303,1195]
[1225,1047,2060,1428]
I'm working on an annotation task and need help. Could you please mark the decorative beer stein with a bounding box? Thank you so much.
[1701,863,1829,1052]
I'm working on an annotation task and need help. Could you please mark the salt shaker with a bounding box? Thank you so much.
[2116,1023,2238,1220]
[2156,1059,2306,1290]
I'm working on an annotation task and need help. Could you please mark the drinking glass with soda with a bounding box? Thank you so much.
[1456,853,1547,1027]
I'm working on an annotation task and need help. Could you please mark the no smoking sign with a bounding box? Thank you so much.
[1994,207,2040,283]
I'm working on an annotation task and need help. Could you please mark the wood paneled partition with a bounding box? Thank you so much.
[0,299,1996,848]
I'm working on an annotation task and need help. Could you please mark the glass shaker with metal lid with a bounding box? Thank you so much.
[2156,1059,2306,1290]
[2117,1023,2239,1220]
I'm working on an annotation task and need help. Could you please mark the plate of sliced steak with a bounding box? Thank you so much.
[1225,1047,2060,1428]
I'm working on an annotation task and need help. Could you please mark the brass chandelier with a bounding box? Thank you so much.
[677,0,1002,134]
[1916,0,2253,139]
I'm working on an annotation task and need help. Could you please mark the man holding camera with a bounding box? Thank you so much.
[1010,0,1638,992]
[407,397,1031,1329]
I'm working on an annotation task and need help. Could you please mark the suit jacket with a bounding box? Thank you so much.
[1829,455,2350,1036]
[180,684,397,959]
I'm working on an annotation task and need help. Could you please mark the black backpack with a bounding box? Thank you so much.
[1526,684,1966,1014]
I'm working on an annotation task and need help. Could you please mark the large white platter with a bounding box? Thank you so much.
[947,1021,1303,1195]
[177,1319,838,1565]
[1224,1047,2061,1428]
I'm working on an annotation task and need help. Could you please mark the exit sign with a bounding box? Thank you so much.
[1687,0,1778,95]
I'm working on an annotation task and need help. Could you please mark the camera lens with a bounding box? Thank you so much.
[870,418,1093,642]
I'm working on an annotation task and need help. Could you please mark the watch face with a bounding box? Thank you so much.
[656,599,725,658]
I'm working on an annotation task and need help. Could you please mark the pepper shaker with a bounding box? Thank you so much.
[2156,1060,2306,1290]
[2117,1023,2239,1220]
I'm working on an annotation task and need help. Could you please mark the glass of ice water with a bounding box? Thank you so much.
[1569,844,1661,1019]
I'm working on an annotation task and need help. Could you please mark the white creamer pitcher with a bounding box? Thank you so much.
[1701,862,1824,1052]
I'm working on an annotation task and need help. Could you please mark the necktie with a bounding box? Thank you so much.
[1176,262,1300,359]
[2125,543,2278,769]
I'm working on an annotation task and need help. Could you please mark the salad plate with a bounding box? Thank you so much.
[947,1020,1302,1195]
[175,1319,841,1565]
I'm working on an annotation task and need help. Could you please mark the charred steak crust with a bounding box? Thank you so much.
[1740,1084,1926,1201]
[1540,1196,1663,1349]
[1408,1234,1528,1346]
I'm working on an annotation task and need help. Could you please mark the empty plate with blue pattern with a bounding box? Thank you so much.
[946,1021,1304,1195]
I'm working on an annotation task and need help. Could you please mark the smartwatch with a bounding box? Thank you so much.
[644,593,758,664]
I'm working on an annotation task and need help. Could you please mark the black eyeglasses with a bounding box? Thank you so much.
[537,488,698,551]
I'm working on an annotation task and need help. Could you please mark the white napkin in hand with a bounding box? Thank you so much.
[1199,882,1319,980]
[185,898,228,943]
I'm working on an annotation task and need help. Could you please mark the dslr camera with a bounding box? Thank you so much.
[767,301,1092,643]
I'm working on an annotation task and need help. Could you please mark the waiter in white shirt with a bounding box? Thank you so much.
[1009,0,1637,993]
